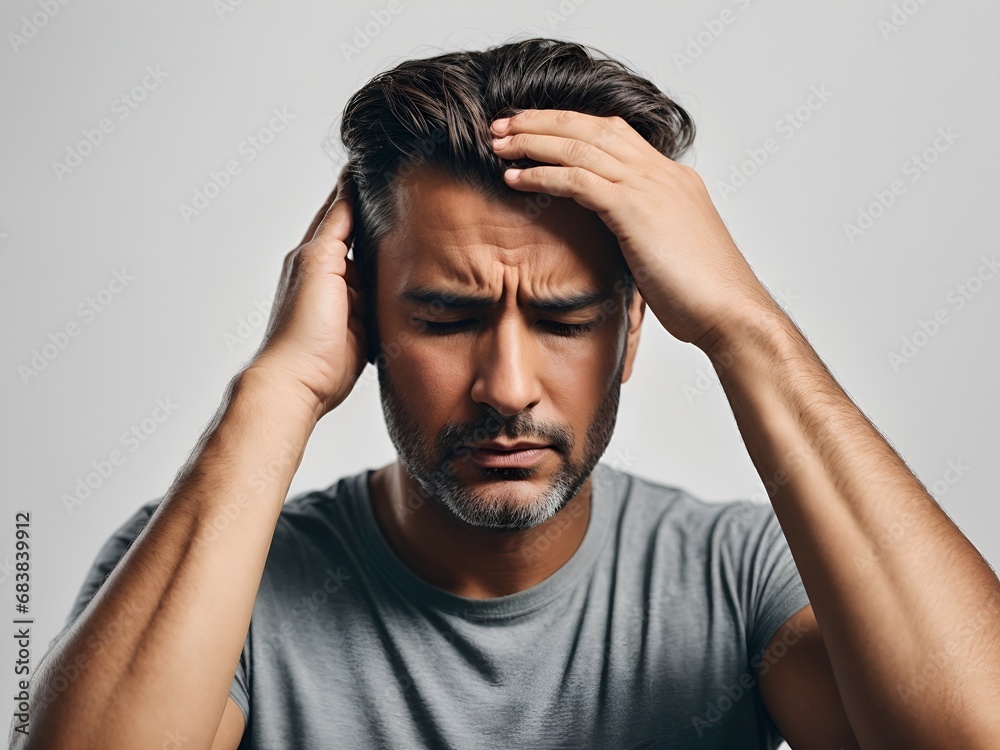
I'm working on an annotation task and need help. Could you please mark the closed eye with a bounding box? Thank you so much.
[419,319,601,336]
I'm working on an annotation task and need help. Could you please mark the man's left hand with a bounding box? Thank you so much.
[491,108,779,350]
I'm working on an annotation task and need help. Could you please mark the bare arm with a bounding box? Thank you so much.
[12,367,315,750]
[11,168,368,750]
[702,304,1000,748]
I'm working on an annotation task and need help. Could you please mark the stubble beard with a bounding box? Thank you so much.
[377,351,625,531]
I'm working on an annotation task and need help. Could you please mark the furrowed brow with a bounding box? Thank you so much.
[399,286,612,313]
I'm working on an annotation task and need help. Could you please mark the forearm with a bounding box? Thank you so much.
[701,303,1000,748]
[17,367,317,750]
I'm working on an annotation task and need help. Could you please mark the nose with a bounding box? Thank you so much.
[470,316,544,417]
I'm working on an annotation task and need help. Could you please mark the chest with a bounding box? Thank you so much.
[241,571,769,749]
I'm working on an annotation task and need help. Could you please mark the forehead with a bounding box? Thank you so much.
[376,166,623,299]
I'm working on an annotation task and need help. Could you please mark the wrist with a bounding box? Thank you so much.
[696,299,795,364]
[235,364,326,430]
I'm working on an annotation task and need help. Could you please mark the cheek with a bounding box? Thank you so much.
[545,338,621,422]
[545,345,603,395]
[393,343,472,412]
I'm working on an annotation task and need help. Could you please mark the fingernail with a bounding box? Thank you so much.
[504,168,522,180]
[492,117,510,133]
[492,135,511,148]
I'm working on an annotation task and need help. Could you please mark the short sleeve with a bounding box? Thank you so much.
[725,500,811,668]
[41,499,252,722]
[230,637,251,723]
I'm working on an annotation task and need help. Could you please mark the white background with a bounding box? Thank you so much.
[2,1,998,746]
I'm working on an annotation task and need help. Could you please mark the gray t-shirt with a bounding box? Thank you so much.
[47,461,810,748]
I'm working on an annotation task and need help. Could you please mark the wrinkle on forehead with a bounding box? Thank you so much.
[380,166,624,302]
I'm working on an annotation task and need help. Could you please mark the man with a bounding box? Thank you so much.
[12,38,1000,750]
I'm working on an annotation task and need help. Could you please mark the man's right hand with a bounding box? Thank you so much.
[9,171,372,750]
[247,166,369,420]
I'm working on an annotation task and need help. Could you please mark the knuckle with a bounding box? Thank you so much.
[569,167,590,188]
[303,240,347,275]
[509,132,528,150]
[554,109,575,127]
[564,138,591,164]
[596,123,621,148]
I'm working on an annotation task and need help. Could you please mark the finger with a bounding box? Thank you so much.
[300,176,341,246]
[492,132,629,183]
[301,166,353,245]
[311,167,356,249]
[502,165,617,214]
[491,109,649,162]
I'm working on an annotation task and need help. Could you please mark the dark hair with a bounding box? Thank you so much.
[338,36,696,364]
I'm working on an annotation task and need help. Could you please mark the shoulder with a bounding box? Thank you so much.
[91,470,367,581]
[252,470,373,591]
[270,469,367,542]
[605,466,792,603]
[102,469,363,542]
[606,463,779,545]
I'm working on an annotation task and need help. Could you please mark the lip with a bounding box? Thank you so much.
[472,440,550,451]
[466,445,551,468]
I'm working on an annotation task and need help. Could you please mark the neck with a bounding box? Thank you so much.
[368,460,592,599]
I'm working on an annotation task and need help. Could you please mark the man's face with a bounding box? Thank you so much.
[373,165,644,531]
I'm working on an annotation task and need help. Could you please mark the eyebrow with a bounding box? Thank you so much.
[398,286,614,313]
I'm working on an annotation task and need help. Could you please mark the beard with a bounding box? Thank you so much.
[376,349,626,532]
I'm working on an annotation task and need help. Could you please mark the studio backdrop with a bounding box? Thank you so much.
[2,2,997,748]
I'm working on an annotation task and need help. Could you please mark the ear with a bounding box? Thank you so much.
[621,289,646,384]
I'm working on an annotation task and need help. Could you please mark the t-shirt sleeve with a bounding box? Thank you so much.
[726,500,812,669]
[42,499,252,723]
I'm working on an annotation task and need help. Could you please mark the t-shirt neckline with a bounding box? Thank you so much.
[352,462,614,620]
